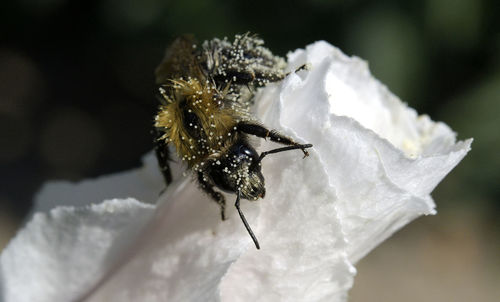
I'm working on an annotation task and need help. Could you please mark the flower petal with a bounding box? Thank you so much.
[0,199,155,302]
[254,41,471,262]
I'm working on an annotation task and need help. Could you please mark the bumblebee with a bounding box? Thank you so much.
[153,34,312,249]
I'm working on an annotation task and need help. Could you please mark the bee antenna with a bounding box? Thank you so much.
[235,190,260,249]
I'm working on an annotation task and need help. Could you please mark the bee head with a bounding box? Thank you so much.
[208,141,266,200]
[238,161,265,201]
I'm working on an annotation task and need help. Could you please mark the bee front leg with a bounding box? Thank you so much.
[281,63,310,78]
[197,172,226,220]
[236,122,312,157]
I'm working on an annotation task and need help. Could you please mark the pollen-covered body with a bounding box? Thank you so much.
[155,78,245,168]
[153,34,313,249]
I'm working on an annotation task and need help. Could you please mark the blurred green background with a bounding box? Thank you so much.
[1,0,499,301]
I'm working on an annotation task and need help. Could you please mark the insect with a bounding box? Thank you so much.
[153,33,312,249]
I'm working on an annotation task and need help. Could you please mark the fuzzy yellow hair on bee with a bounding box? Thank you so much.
[153,34,313,249]
[155,78,241,168]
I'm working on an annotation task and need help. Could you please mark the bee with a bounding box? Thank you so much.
[153,33,312,249]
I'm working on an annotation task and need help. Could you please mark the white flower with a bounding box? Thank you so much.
[0,41,471,302]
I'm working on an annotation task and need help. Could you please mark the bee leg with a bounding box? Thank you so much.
[153,128,173,185]
[237,122,312,157]
[283,63,310,77]
[198,172,226,220]
[258,144,313,162]
[293,63,309,73]
[235,190,260,250]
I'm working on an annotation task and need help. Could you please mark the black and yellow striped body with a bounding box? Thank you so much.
[153,34,313,249]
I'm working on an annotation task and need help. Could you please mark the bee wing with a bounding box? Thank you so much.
[155,35,201,84]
